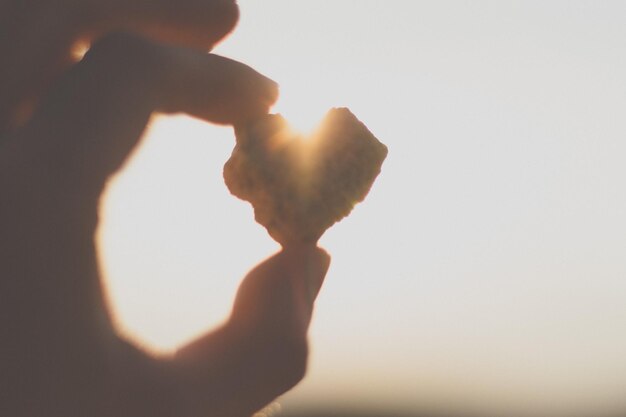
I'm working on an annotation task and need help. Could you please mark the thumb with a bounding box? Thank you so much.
[230,245,331,337]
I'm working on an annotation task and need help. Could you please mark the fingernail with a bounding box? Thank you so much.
[313,248,331,276]
[302,247,331,280]
[264,78,279,102]
[304,247,331,303]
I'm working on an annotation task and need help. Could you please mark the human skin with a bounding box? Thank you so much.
[0,1,331,416]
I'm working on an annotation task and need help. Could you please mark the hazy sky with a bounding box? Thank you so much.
[98,1,626,415]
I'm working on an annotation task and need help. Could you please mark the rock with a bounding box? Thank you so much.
[223,108,388,246]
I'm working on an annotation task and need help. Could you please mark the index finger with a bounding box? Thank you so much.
[0,0,240,134]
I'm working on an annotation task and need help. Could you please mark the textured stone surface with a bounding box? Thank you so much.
[224,108,388,246]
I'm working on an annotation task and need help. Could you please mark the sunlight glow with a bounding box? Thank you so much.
[272,94,327,137]
[71,40,90,61]
[98,1,626,415]
[98,115,278,354]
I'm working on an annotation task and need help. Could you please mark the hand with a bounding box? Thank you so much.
[0,2,331,416]
[0,0,241,132]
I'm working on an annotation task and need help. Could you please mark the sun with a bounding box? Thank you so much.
[271,91,328,137]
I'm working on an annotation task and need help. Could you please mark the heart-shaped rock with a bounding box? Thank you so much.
[224,108,388,247]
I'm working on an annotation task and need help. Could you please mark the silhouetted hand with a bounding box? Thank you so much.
[0,2,331,416]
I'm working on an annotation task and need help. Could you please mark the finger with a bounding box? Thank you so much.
[21,32,278,199]
[171,246,331,417]
[230,245,331,336]
[0,0,239,134]
[93,0,240,49]
[159,45,279,123]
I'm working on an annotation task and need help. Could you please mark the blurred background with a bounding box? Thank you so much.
[97,1,626,416]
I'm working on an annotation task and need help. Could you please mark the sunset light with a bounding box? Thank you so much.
[97,1,626,416]
[273,96,327,137]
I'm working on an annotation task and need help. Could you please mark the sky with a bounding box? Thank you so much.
[98,1,626,416]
